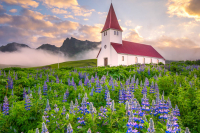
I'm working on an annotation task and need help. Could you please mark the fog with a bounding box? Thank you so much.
[0,47,100,67]
[153,47,200,61]
[0,45,199,68]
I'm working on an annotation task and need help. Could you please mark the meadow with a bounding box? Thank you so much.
[0,60,200,133]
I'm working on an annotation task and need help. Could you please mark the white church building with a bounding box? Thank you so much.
[96,3,165,67]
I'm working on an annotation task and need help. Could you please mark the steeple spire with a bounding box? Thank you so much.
[101,3,123,33]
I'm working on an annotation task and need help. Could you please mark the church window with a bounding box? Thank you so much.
[106,31,107,35]
[150,58,152,63]
[114,31,116,35]
[117,31,118,35]
[122,56,124,61]
[104,45,107,49]
[157,59,159,64]
[143,58,145,64]
[104,32,105,36]
[135,57,138,63]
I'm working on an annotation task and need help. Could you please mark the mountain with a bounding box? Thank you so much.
[36,44,59,54]
[60,37,101,57]
[0,37,101,57]
[0,42,30,52]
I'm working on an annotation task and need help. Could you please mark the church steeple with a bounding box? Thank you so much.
[101,3,123,33]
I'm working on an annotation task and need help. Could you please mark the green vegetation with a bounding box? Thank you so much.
[0,60,200,133]
[32,59,97,69]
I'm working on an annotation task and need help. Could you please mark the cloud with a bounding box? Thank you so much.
[21,9,44,20]
[142,35,200,60]
[9,9,17,13]
[0,13,13,24]
[71,6,95,17]
[64,15,76,19]
[41,0,95,17]
[44,15,61,21]
[123,26,143,43]
[41,0,78,9]
[125,20,133,26]
[98,12,107,15]
[1,0,39,8]
[51,8,69,14]
[143,35,200,48]
[153,46,200,61]
[167,0,200,21]
[84,18,88,21]
[0,4,6,14]
[0,12,80,48]
[77,25,101,42]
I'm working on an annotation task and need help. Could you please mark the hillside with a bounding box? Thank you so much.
[32,59,97,69]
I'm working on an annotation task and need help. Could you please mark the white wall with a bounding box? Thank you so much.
[97,28,123,67]
[110,45,118,66]
[109,29,122,44]
[116,53,165,66]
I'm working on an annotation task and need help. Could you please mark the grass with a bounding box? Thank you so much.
[31,59,97,69]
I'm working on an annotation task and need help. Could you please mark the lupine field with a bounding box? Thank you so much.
[0,61,200,133]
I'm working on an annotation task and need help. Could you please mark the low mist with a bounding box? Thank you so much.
[0,47,100,67]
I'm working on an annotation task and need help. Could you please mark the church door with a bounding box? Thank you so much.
[104,58,108,66]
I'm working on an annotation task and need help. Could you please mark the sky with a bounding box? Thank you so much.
[0,0,200,66]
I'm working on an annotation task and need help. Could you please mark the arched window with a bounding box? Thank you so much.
[143,57,145,64]
[114,31,116,35]
[157,59,159,64]
[117,31,118,35]
[135,57,138,64]
[150,58,152,63]
[122,56,124,61]
[106,31,107,35]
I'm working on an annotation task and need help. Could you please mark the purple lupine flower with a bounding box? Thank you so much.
[69,101,75,114]
[41,122,49,133]
[66,88,69,97]
[67,123,73,133]
[63,93,67,102]
[141,94,150,114]
[174,105,180,116]
[90,89,94,96]
[43,111,50,123]
[79,79,82,86]
[45,99,51,111]
[99,106,108,120]
[111,100,115,112]
[36,128,39,133]
[56,75,59,83]
[25,95,31,110]
[147,118,155,133]
[106,92,112,108]
[61,106,66,115]
[145,78,149,87]
[23,88,27,100]
[87,128,91,133]
[148,68,150,76]
[119,90,124,104]
[3,96,9,115]
[43,81,48,95]
[79,97,89,115]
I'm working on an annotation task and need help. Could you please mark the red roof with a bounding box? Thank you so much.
[111,40,165,60]
[96,48,101,58]
[101,3,123,33]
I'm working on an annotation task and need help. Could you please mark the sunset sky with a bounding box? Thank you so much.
[0,0,200,62]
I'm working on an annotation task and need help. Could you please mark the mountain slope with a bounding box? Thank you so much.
[0,42,30,52]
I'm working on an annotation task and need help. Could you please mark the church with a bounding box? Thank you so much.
[96,3,165,67]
